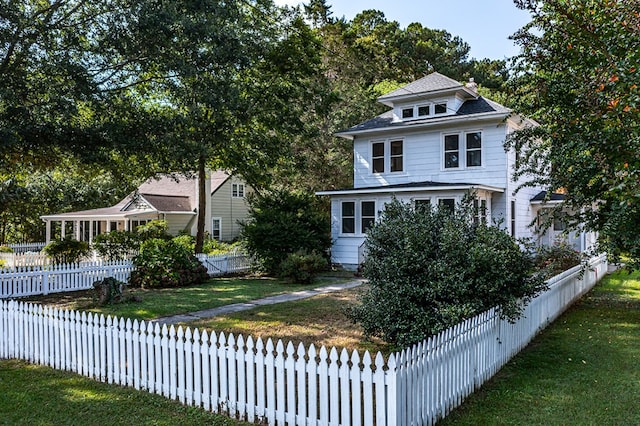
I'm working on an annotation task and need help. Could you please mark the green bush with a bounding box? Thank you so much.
[93,231,139,260]
[135,220,171,241]
[172,234,195,251]
[43,238,91,264]
[129,237,208,288]
[278,250,328,284]
[0,246,13,253]
[203,239,242,255]
[348,198,547,348]
[241,190,331,275]
[534,240,582,278]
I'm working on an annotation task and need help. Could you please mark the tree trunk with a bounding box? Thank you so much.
[195,155,206,254]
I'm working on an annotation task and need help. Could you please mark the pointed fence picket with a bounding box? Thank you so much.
[0,254,607,425]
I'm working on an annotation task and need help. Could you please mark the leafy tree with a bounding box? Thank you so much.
[348,198,546,348]
[241,190,331,275]
[508,0,640,267]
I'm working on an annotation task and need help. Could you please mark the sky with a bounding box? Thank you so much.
[273,0,532,61]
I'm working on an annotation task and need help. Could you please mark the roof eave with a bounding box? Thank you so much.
[337,110,511,139]
[316,184,505,197]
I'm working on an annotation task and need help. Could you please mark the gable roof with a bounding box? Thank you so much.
[337,96,511,137]
[139,194,192,212]
[378,72,463,101]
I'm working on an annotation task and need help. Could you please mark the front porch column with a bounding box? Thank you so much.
[61,221,66,240]
[45,220,51,244]
[89,220,95,244]
[75,220,81,241]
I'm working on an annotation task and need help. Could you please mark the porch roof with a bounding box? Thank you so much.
[316,181,505,196]
[530,191,566,205]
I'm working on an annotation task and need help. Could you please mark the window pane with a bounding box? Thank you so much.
[342,202,354,217]
[466,132,482,149]
[418,105,430,116]
[342,218,355,234]
[415,199,431,211]
[402,108,414,118]
[361,201,375,217]
[361,217,375,232]
[390,140,403,155]
[372,142,384,157]
[391,157,403,172]
[467,150,481,167]
[439,198,455,212]
[444,135,459,151]
[373,158,385,173]
[435,103,447,114]
[445,152,459,168]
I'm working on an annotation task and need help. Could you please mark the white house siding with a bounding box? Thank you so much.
[210,177,251,242]
[329,189,498,268]
[353,120,509,190]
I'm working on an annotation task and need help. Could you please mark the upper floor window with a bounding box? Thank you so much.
[371,140,404,174]
[443,131,483,169]
[232,183,245,198]
[466,132,482,167]
[444,134,460,169]
[372,142,385,173]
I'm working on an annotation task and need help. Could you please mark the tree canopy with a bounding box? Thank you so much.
[508,0,640,266]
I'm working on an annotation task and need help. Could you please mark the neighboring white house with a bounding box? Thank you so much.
[317,72,595,270]
[41,170,251,244]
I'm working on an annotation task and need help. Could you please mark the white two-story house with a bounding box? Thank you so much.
[317,72,593,270]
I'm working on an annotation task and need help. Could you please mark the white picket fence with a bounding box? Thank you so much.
[0,261,135,299]
[0,255,607,425]
[6,242,46,254]
[0,252,253,299]
[197,251,253,275]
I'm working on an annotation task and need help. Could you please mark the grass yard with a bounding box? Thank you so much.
[0,359,248,426]
[23,275,348,321]
[441,269,640,425]
[186,285,394,355]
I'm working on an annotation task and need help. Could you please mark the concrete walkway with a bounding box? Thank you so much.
[153,279,365,325]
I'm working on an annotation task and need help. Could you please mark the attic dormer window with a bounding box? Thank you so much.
[434,103,447,114]
[402,108,414,119]
[417,105,430,117]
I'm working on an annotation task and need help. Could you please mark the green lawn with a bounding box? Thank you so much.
[0,359,248,426]
[441,269,640,425]
[187,285,394,355]
[23,276,346,321]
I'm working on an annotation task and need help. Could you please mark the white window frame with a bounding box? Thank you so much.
[370,139,404,174]
[442,130,483,170]
[340,200,356,235]
[360,200,376,234]
[371,141,385,174]
[417,104,431,118]
[434,102,448,115]
[212,217,222,241]
[232,183,245,198]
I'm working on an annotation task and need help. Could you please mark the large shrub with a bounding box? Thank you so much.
[43,238,91,264]
[129,237,208,288]
[93,231,139,260]
[278,250,328,284]
[533,240,582,278]
[0,246,13,253]
[241,190,331,275]
[348,198,547,348]
[136,220,171,241]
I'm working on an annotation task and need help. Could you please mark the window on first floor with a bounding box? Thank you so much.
[414,199,431,212]
[361,201,376,233]
[232,183,245,198]
[474,199,488,225]
[341,202,355,234]
[553,212,567,231]
[439,198,456,213]
[212,218,222,240]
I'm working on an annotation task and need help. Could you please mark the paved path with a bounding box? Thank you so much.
[153,279,365,325]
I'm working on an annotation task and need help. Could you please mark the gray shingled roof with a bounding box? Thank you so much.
[140,194,193,212]
[340,97,511,134]
[378,72,463,100]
